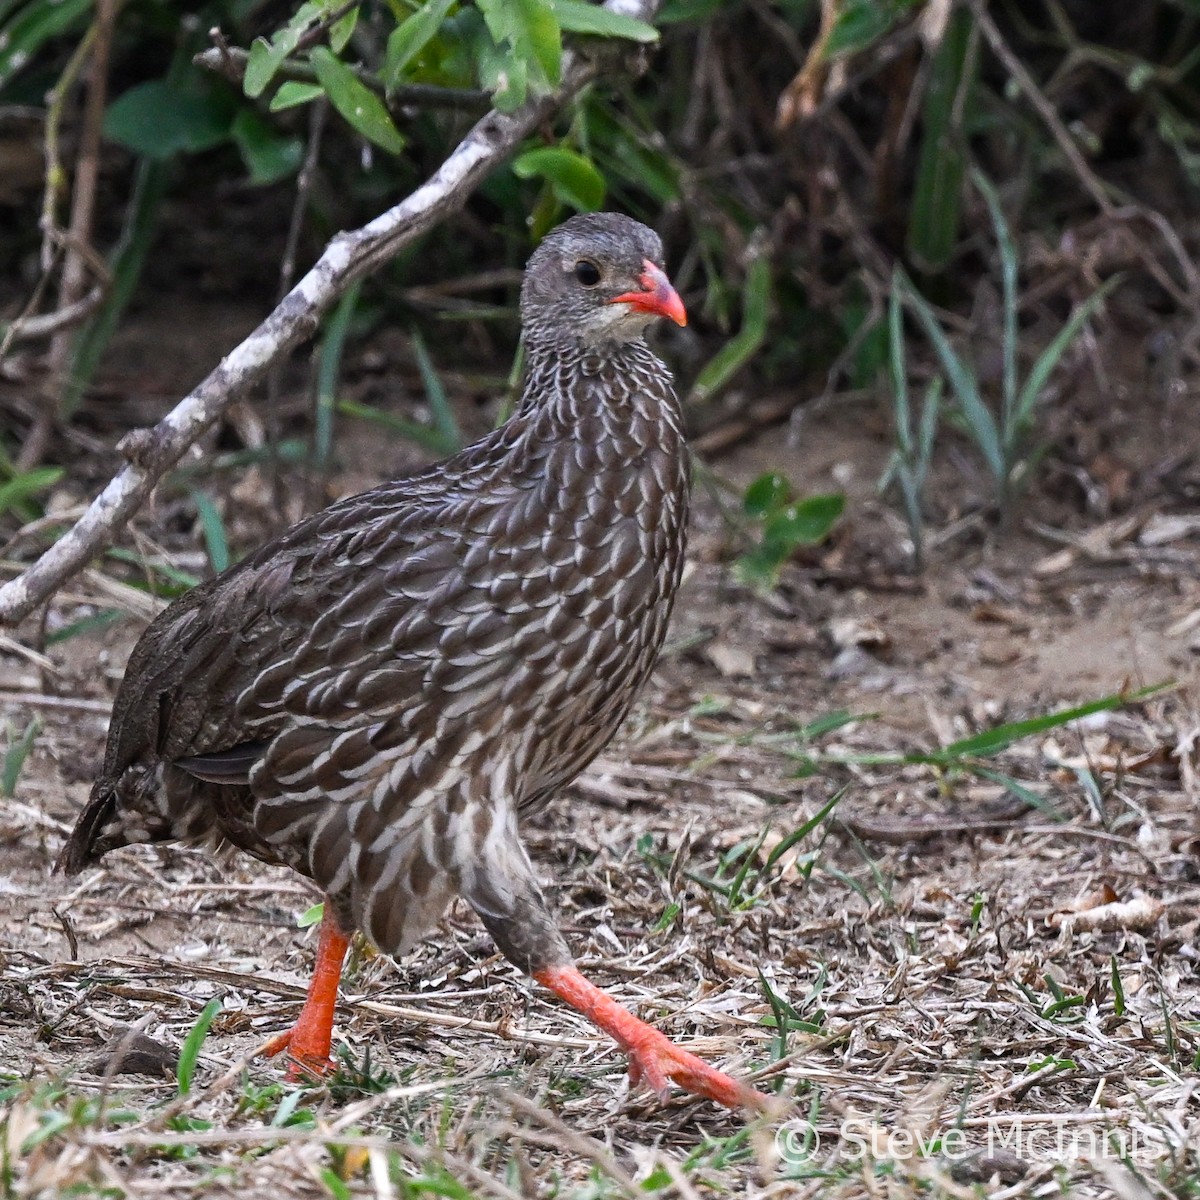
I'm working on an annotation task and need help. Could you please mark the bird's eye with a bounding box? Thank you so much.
[574,260,602,287]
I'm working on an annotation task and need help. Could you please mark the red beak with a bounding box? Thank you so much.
[608,259,688,327]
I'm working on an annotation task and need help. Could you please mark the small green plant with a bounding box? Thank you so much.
[0,464,64,525]
[1015,976,1086,1024]
[1,718,41,797]
[894,168,1120,512]
[880,279,940,571]
[690,245,772,406]
[641,789,844,912]
[338,328,464,458]
[788,684,1168,812]
[177,997,222,1095]
[735,471,844,588]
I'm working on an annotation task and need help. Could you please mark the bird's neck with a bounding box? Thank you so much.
[516,337,684,444]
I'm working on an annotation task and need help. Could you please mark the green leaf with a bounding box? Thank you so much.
[657,0,724,21]
[762,493,845,549]
[513,146,605,211]
[827,0,918,57]
[385,0,457,86]
[231,109,303,184]
[177,999,222,1095]
[244,38,285,99]
[328,2,360,53]
[478,0,561,86]
[310,47,406,154]
[243,3,323,97]
[554,0,659,41]
[476,40,528,110]
[297,902,325,928]
[269,81,326,111]
[104,80,234,159]
[743,471,790,518]
[0,0,92,90]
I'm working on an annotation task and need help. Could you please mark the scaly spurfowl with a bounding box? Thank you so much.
[58,212,766,1110]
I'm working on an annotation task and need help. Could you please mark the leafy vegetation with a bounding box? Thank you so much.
[892,170,1122,517]
[736,472,844,587]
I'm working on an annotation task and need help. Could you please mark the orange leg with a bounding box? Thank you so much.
[263,914,350,1080]
[534,964,768,1111]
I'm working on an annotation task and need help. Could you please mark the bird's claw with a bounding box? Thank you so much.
[622,1025,768,1111]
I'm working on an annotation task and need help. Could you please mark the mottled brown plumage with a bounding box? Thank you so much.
[59,213,765,1110]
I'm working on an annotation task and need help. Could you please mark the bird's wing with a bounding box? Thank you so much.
[100,450,561,796]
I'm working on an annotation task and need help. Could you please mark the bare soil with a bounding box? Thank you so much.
[1,308,1198,1197]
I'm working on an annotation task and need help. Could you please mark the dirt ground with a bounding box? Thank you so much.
[1,306,1199,1197]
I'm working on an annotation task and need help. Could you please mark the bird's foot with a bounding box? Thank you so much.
[261,1026,336,1082]
[533,963,768,1112]
[621,1022,768,1111]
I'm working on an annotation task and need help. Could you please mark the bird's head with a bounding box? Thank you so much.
[520,212,686,350]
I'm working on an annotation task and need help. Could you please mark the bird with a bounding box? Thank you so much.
[57,212,766,1112]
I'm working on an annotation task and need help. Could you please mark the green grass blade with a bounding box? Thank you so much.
[971,168,1018,439]
[189,490,230,574]
[970,766,1061,819]
[337,399,459,456]
[917,375,942,470]
[895,268,1005,481]
[762,788,844,875]
[936,683,1168,761]
[315,280,363,470]
[690,250,771,405]
[177,998,222,1095]
[888,268,911,457]
[2,718,41,797]
[46,608,124,645]
[63,157,171,418]
[1014,275,1121,433]
[794,709,866,740]
[411,328,462,452]
[0,467,64,518]
[907,9,974,272]
[105,547,201,593]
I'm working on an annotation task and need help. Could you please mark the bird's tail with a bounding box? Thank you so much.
[55,764,174,875]
[55,785,119,875]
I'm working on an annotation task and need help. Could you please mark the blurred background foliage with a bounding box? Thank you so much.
[1,0,1198,582]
